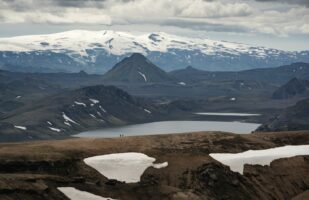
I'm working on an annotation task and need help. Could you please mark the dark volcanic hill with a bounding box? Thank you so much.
[0,85,157,141]
[257,98,309,132]
[272,78,309,99]
[103,53,175,83]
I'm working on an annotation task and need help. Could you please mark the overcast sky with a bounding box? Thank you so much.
[0,0,308,51]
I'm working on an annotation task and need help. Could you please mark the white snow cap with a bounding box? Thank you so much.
[58,187,115,200]
[210,145,309,174]
[84,152,168,183]
[0,30,270,58]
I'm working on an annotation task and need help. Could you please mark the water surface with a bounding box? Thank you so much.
[76,121,261,138]
[195,112,261,116]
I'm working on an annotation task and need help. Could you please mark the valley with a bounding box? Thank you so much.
[0,53,309,141]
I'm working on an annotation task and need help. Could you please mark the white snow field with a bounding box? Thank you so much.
[84,152,168,183]
[58,187,115,200]
[210,145,309,174]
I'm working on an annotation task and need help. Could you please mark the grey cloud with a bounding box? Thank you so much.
[2,0,133,10]
[255,0,309,7]
[161,19,248,33]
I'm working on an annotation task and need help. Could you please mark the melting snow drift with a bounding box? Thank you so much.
[210,145,309,174]
[58,187,115,200]
[84,152,168,183]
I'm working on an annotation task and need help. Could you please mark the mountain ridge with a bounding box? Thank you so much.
[1,30,308,73]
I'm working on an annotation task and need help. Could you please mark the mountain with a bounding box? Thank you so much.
[0,85,157,141]
[169,66,209,83]
[257,98,309,132]
[0,30,308,73]
[170,62,309,85]
[272,78,309,99]
[103,53,174,83]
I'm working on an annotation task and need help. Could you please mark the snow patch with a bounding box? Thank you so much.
[89,114,96,118]
[99,106,107,113]
[63,112,79,125]
[15,96,22,99]
[144,109,151,114]
[138,71,147,82]
[64,121,71,126]
[74,101,87,107]
[89,98,100,104]
[49,127,61,132]
[47,121,53,126]
[58,187,115,200]
[210,145,309,174]
[84,152,168,183]
[178,82,186,86]
[14,125,27,130]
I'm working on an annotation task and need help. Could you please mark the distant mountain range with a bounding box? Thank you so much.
[170,62,309,85]
[1,54,309,140]
[0,30,308,73]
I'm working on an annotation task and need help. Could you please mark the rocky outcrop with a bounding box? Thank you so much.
[272,78,309,99]
[257,98,309,132]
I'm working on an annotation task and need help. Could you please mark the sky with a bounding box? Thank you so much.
[0,0,308,51]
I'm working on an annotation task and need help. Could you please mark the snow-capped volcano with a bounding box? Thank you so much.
[0,30,308,73]
[0,30,260,56]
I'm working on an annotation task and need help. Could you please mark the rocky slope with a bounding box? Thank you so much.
[1,30,308,73]
[0,131,307,200]
[0,85,158,141]
[257,98,309,132]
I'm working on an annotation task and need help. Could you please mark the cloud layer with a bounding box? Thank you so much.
[0,0,308,36]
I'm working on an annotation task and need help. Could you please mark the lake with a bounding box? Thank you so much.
[195,112,261,116]
[76,120,261,138]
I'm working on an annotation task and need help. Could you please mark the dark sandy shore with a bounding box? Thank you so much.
[0,131,308,200]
